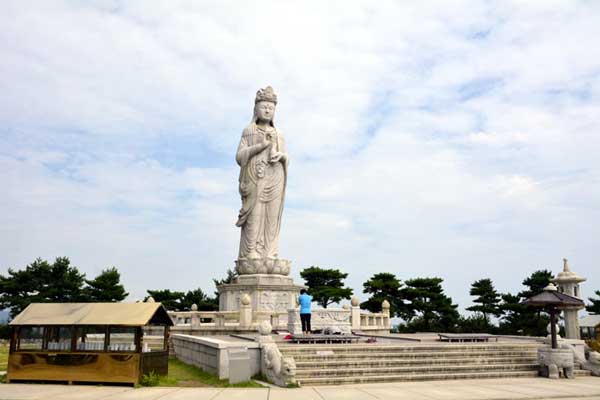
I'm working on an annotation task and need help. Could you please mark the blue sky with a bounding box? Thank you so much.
[1,1,599,312]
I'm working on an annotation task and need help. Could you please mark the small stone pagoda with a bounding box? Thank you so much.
[553,258,586,339]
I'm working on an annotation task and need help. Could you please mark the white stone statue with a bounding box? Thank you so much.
[235,86,291,275]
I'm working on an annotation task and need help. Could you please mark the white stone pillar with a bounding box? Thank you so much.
[351,296,361,331]
[239,294,252,328]
[190,303,200,328]
[287,309,301,334]
[382,299,391,329]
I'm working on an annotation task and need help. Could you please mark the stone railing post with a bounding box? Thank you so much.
[190,304,200,328]
[288,309,301,334]
[239,294,252,328]
[382,300,390,328]
[215,312,225,328]
[351,296,361,331]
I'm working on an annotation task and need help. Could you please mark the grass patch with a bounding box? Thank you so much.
[0,343,8,372]
[151,358,263,388]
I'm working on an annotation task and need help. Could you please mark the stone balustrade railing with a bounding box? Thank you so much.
[169,298,391,334]
[358,311,390,331]
[169,310,241,328]
[169,309,290,330]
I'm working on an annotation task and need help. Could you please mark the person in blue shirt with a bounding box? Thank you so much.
[298,289,313,334]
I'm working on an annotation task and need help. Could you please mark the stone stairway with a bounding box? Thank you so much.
[278,342,591,385]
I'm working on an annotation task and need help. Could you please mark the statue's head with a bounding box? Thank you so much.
[253,86,277,126]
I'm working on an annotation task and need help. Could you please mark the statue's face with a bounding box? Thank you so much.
[256,101,275,123]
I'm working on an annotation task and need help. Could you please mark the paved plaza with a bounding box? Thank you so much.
[0,378,599,400]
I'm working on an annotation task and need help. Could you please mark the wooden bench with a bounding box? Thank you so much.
[438,333,498,343]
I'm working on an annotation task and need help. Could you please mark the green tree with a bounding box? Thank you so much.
[519,269,553,336]
[146,289,185,310]
[519,269,554,299]
[496,270,554,336]
[83,267,128,302]
[497,292,530,334]
[400,277,459,332]
[466,278,501,322]
[300,266,353,308]
[212,268,238,302]
[361,272,403,316]
[0,257,86,318]
[213,269,238,287]
[456,314,490,333]
[182,288,218,311]
[586,290,600,314]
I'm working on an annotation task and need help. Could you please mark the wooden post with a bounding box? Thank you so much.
[104,326,110,351]
[163,325,169,352]
[10,326,17,354]
[71,325,77,352]
[135,327,142,352]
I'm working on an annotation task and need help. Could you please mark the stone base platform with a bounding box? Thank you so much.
[217,274,305,328]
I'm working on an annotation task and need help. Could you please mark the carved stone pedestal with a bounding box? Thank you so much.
[217,274,304,329]
[538,347,574,379]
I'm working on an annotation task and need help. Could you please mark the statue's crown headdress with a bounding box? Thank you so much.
[255,86,277,104]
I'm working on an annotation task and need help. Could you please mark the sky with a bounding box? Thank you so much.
[1,1,599,314]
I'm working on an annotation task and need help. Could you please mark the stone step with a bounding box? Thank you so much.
[295,356,538,368]
[279,343,540,353]
[297,369,591,386]
[283,350,538,361]
[298,370,540,385]
[295,362,539,378]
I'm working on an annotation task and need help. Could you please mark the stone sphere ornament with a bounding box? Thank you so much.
[259,321,272,336]
[241,294,251,306]
[351,297,360,307]
[191,303,198,311]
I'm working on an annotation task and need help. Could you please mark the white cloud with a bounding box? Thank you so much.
[1,1,599,311]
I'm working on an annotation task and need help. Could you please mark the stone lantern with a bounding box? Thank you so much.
[553,258,586,339]
[524,282,584,378]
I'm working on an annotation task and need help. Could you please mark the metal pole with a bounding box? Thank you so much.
[550,307,557,349]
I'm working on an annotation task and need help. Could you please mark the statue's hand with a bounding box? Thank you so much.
[269,152,284,163]
[261,139,272,149]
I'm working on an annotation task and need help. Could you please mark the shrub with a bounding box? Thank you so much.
[140,371,160,386]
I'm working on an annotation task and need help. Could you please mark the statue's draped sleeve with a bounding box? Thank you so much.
[236,127,257,227]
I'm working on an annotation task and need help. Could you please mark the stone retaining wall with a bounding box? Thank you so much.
[171,334,260,380]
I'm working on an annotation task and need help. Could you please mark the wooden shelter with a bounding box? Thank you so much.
[7,302,173,385]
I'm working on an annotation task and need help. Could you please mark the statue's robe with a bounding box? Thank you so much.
[236,123,288,259]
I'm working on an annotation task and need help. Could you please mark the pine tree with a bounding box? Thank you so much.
[401,277,459,332]
[83,267,128,302]
[182,288,218,311]
[361,272,403,316]
[587,290,600,314]
[466,278,501,322]
[300,266,353,308]
[0,257,86,318]
[145,289,186,310]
